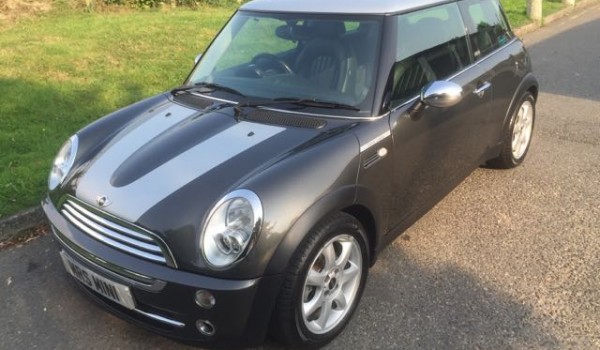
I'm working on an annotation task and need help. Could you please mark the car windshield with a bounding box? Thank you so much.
[186,11,383,117]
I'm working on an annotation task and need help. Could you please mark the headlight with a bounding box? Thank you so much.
[201,190,262,269]
[48,135,78,190]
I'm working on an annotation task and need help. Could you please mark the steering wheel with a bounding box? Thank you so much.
[250,53,294,77]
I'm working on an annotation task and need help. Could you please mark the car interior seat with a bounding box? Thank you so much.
[295,21,356,92]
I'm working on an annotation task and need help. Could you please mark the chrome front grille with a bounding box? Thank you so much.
[60,198,175,267]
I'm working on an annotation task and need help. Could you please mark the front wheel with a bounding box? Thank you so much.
[488,92,536,169]
[270,213,369,348]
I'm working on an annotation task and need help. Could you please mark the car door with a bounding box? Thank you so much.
[459,0,524,145]
[386,3,494,228]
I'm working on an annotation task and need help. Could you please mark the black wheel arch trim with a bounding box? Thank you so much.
[264,184,381,275]
[502,73,539,130]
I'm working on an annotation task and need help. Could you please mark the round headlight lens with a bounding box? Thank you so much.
[201,190,262,268]
[48,135,79,190]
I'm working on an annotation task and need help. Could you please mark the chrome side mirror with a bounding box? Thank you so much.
[421,81,463,108]
[194,53,203,65]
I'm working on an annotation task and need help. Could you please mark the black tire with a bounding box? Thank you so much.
[488,92,536,169]
[270,213,369,349]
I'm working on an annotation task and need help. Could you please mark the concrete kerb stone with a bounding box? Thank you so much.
[0,205,45,243]
[515,22,540,37]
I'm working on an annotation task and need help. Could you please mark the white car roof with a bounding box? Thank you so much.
[240,0,450,15]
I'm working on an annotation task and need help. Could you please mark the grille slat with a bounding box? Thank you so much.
[66,201,154,242]
[61,198,173,266]
[62,204,162,253]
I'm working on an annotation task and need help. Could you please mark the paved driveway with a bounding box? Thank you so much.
[1,6,599,349]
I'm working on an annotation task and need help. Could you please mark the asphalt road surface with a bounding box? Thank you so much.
[1,6,599,350]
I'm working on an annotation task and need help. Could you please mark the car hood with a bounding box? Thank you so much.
[73,99,343,225]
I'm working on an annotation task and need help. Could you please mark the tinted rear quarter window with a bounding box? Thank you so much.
[391,3,470,107]
[460,0,513,60]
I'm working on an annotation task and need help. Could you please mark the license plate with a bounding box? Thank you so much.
[60,251,136,310]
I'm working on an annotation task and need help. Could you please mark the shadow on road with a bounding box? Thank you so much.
[329,241,559,349]
[527,18,600,102]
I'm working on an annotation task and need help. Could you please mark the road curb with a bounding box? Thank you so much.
[0,205,45,243]
[514,0,600,36]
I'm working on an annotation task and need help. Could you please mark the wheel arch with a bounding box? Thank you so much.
[264,186,381,275]
[342,204,377,266]
[503,73,539,129]
[266,190,373,347]
[527,83,539,102]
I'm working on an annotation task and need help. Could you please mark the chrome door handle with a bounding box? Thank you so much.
[474,81,492,98]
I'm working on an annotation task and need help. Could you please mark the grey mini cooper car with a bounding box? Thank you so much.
[43,0,538,347]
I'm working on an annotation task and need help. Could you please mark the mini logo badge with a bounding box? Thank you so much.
[96,195,111,207]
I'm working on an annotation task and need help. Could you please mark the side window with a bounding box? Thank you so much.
[460,0,513,60]
[391,3,470,107]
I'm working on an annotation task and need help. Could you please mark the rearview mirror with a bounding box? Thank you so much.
[421,81,463,108]
[194,53,203,65]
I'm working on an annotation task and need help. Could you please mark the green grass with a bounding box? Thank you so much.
[0,7,234,218]
[501,0,567,27]
[542,0,568,17]
[501,0,531,27]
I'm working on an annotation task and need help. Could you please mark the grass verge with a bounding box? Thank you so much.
[501,0,567,27]
[0,7,234,218]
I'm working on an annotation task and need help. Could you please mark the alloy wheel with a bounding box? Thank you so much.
[301,234,363,334]
[512,100,534,160]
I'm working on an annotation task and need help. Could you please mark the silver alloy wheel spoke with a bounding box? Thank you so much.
[323,244,336,270]
[306,269,327,287]
[341,261,360,285]
[512,134,519,152]
[335,241,353,268]
[316,300,333,329]
[303,289,325,316]
[332,289,347,310]
[522,104,529,123]
[301,234,362,334]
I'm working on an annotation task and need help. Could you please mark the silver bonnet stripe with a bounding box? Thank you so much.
[76,103,286,222]
[76,103,197,212]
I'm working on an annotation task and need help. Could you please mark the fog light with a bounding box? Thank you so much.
[196,319,216,336]
[195,290,216,309]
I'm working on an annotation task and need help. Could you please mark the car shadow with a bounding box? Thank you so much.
[320,242,559,350]
[522,16,600,149]
[526,18,600,102]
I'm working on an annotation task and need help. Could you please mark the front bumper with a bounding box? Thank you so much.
[42,196,282,347]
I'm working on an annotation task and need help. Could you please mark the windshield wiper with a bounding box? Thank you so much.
[235,98,360,114]
[172,82,245,98]
[273,98,360,111]
[233,97,360,120]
